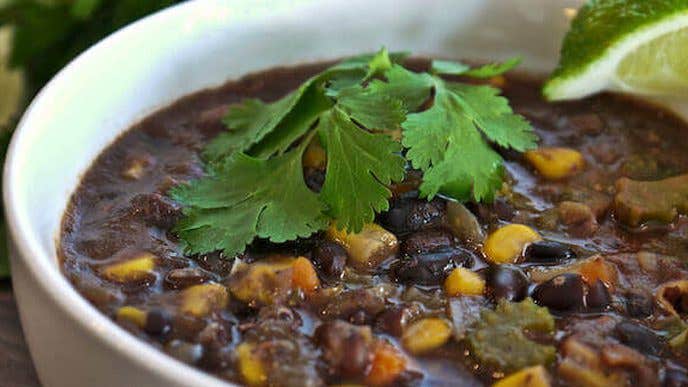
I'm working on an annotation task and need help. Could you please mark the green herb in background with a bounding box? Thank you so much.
[172,49,537,257]
[0,0,183,277]
[1,0,183,95]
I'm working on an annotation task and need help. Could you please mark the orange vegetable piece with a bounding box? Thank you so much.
[578,256,615,290]
[291,257,320,292]
[366,343,407,386]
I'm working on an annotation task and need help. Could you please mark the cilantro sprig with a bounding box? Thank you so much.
[172,49,537,257]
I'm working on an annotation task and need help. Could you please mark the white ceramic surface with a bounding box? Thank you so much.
[6,0,682,386]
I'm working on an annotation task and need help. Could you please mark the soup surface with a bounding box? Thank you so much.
[60,60,688,386]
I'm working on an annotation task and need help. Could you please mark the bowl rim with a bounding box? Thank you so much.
[2,1,240,386]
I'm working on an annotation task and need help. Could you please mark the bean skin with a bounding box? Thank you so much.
[381,197,446,234]
[144,308,171,335]
[375,304,421,337]
[532,273,586,311]
[586,280,611,310]
[392,248,474,286]
[524,240,576,263]
[401,228,454,255]
[311,241,347,280]
[485,265,529,302]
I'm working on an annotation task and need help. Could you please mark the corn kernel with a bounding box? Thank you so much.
[402,317,452,354]
[303,138,327,169]
[327,223,398,271]
[236,342,267,386]
[180,283,229,317]
[101,253,156,282]
[484,224,541,264]
[116,306,147,328]
[444,267,485,296]
[229,258,299,305]
[493,365,551,387]
[525,147,585,180]
[365,343,407,386]
[291,257,320,292]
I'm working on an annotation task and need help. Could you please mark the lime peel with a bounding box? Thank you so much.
[545,0,688,101]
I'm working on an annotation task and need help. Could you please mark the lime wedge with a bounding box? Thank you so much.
[544,1,688,101]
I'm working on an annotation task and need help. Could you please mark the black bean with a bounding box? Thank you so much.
[524,240,576,263]
[196,251,234,277]
[532,273,586,311]
[625,292,654,317]
[485,265,529,302]
[586,280,611,310]
[401,228,454,255]
[381,204,411,234]
[375,304,420,337]
[311,241,347,280]
[304,167,325,192]
[164,267,211,290]
[615,321,664,357]
[664,368,688,387]
[407,199,446,231]
[380,198,445,234]
[144,308,171,335]
[392,248,474,286]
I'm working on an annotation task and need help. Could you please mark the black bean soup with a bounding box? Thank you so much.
[59,59,688,386]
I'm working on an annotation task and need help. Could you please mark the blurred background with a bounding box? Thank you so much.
[0,0,185,278]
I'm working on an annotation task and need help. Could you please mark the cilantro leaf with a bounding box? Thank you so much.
[204,95,293,160]
[171,147,327,256]
[318,108,405,232]
[205,80,324,161]
[448,83,536,151]
[325,48,407,97]
[249,83,331,158]
[462,57,522,78]
[431,57,522,78]
[363,47,393,80]
[325,72,367,97]
[368,64,434,111]
[329,49,409,73]
[207,49,406,161]
[430,60,471,75]
[402,78,533,201]
[336,85,406,130]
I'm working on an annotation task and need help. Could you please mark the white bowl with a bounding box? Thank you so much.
[8,0,683,386]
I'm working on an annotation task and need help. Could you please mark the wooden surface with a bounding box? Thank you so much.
[0,280,41,387]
